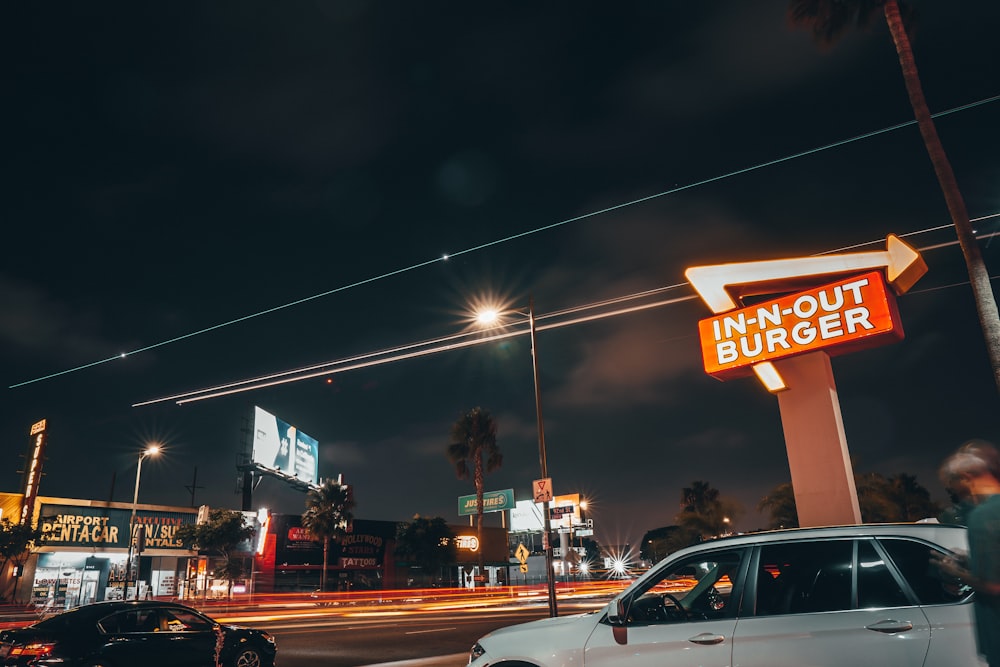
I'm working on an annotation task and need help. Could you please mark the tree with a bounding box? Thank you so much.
[0,519,43,602]
[757,482,799,529]
[639,526,681,564]
[174,508,255,600]
[447,407,502,582]
[788,0,1000,394]
[855,472,902,522]
[302,480,356,593]
[394,515,457,586]
[672,480,744,548]
[885,472,940,521]
[758,472,939,527]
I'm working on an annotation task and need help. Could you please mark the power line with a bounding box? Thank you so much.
[136,225,1000,407]
[12,94,1000,390]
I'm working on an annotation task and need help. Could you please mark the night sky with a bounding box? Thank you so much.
[3,1,999,548]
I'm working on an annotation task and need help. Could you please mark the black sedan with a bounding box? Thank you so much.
[0,600,276,667]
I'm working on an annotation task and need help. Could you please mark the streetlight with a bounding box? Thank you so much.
[126,444,159,599]
[476,297,558,617]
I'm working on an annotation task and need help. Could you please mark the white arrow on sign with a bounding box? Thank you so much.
[684,235,927,391]
[685,235,927,314]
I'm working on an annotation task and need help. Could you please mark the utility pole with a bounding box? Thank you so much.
[184,467,204,507]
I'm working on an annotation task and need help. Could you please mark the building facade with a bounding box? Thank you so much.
[1,493,199,609]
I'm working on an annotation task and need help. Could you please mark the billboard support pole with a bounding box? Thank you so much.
[774,352,862,526]
[241,470,253,511]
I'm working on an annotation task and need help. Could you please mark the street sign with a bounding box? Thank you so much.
[519,564,528,573]
[515,543,530,563]
[575,528,594,536]
[549,506,573,519]
[533,478,553,503]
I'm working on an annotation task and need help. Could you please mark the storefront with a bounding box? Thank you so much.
[253,516,511,592]
[449,525,510,589]
[12,495,198,610]
[255,515,398,593]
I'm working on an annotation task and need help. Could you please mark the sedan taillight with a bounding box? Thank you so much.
[10,641,57,657]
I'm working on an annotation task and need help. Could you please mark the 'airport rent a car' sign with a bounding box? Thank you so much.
[697,270,903,380]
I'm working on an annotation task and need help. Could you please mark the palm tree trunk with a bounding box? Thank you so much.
[474,449,485,586]
[883,0,1000,394]
[321,537,329,592]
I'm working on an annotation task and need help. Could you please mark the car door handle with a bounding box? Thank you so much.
[865,620,914,634]
[687,632,726,645]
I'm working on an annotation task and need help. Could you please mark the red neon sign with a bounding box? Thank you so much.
[697,271,903,381]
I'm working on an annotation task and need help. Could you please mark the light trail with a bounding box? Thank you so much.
[404,628,458,635]
[137,293,698,406]
[12,95,999,390]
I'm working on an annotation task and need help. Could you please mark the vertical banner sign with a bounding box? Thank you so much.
[21,419,48,526]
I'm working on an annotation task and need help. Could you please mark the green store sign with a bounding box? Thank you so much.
[457,489,515,516]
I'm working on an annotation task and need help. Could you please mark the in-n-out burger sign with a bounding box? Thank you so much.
[686,234,927,391]
[698,271,903,380]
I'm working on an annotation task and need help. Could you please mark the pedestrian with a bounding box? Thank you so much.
[935,444,1000,667]
[938,440,1000,525]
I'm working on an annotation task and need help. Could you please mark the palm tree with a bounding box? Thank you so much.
[676,480,743,542]
[302,480,356,593]
[788,0,1000,394]
[757,482,799,529]
[681,481,719,514]
[447,407,502,582]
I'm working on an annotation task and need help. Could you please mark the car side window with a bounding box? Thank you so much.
[878,538,972,605]
[624,548,745,625]
[160,608,216,632]
[99,609,161,634]
[755,540,852,615]
[857,539,910,608]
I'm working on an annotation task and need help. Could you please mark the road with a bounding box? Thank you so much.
[0,584,624,667]
[215,596,610,667]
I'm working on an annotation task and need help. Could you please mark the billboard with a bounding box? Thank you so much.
[252,406,319,485]
[510,494,581,531]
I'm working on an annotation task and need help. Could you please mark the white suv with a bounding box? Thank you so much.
[470,524,983,667]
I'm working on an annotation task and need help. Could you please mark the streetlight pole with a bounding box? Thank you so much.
[473,298,558,616]
[126,445,159,599]
[528,297,558,617]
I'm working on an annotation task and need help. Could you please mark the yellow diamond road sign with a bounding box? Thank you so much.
[515,543,530,563]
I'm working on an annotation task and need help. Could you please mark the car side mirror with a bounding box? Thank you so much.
[606,599,623,625]
[607,599,628,645]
